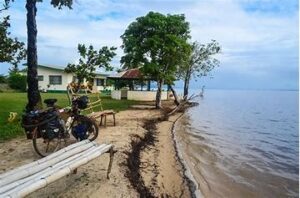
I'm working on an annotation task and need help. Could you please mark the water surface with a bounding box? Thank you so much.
[176,90,299,197]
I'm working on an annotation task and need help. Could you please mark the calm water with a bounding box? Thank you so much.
[175,90,299,197]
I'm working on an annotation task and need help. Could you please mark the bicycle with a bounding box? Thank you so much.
[22,95,99,157]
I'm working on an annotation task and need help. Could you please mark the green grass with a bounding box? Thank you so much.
[0,92,138,141]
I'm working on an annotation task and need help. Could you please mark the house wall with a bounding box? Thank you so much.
[111,90,122,100]
[92,76,113,91]
[127,90,168,101]
[37,67,110,92]
[37,67,73,92]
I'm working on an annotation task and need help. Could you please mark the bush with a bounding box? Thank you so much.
[8,73,27,92]
[0,75,7,83]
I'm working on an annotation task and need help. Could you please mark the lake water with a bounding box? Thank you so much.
[175,90,299,197]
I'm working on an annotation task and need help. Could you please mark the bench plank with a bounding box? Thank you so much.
[0,141,114,198]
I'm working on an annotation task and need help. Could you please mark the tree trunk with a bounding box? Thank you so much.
[183,71,190,100]
[26,0,41,112]
[168,84,180,106]
[155,79,163,109]
[147,80,151,91]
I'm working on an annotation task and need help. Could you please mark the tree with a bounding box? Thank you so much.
[0,74,7,83]
[0,1,26,69]
[180,40,221,99]
[8,72,27,91]
[25,0,72,112]
[121,12,191,109]
[65,44,116,90]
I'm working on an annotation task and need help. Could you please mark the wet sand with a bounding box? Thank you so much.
[0,106,190,197]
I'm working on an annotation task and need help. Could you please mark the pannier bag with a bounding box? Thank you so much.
[75,96,89,109]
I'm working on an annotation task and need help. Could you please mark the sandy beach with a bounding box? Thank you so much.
[0,104,191,197]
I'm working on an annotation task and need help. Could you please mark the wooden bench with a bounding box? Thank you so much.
[85,99,116,127]
[0,140,115,198]
[67,84,116,127]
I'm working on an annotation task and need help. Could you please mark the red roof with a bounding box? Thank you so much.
[108,68,145,79]
[121,68,142,79]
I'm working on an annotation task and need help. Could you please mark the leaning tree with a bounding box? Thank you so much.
[26,0,73,112]
[179,40,221,99]
[65,44,116,91]
[121,12,191,109]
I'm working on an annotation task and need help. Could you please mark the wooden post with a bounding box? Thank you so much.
[147,80,151,91]
[106,146,115,179]
[113,114,116,126]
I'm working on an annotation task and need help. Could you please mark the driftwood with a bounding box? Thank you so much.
[167,93,200,116]
[0,141,115,198]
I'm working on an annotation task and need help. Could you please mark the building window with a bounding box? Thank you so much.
[38,75,44,81]
[96,79,104,86]
[49,75,62,85]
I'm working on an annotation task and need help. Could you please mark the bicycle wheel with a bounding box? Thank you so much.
[71,115,99,141]
[32,128,63,157]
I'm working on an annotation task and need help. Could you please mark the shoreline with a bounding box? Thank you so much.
[171,112,202,198]
[0,105,193,197]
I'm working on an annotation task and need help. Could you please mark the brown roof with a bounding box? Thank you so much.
[109,68,150,80]
[121,68,142,79]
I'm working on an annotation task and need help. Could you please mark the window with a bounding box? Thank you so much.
[38,75,44,81]
[49,75,62,85]
[96,79,105,86]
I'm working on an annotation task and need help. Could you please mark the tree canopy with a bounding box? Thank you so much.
[121,11,191,108]
[0,1,26,68]
[65,44,116,87]
[180,40,221,98]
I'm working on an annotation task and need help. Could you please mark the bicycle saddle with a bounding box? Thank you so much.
[44,98,57,107]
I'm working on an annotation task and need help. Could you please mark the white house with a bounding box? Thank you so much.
[35,65,110,92]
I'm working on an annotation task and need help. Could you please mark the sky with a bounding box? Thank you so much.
[0,0,298,90]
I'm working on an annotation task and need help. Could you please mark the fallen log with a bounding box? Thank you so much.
[167,93,200,116]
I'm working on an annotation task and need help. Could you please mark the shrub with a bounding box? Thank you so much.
[0,74,7,83]
[8,73,27,92]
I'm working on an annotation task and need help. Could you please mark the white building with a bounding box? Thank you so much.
[36,65,110,92]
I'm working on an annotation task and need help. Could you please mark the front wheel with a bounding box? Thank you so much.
[32,128,63,157]
[71,115,99,141]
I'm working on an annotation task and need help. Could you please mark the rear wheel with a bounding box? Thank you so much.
[32,128,64,157]
[71,116,99,141]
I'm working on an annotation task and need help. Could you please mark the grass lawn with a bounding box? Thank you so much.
[0,92,139,141]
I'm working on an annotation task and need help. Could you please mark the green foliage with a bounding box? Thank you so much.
[50,0,73,9]
[0,1,26,67]
[121,12,191,84]
[8,72,27,92]
[0,74,7,83]
[121,12,191,107]
[65,44,117,85]
[180,40,221,97]
[187,40,221,78]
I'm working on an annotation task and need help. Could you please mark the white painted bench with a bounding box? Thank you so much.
[0,140,115,198]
